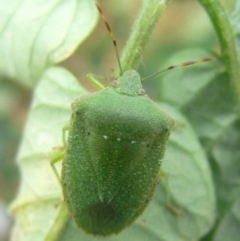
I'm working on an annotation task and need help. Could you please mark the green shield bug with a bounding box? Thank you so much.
[62,73,173,236]
[51,4,215,237]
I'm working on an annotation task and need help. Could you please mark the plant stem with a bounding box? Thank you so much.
[118,0,169,75]
[199,0,240,115]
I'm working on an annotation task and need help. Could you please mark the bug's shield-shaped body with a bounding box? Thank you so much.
[62,70,173,236]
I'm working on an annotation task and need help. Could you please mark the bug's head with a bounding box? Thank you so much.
[111,70,146,96]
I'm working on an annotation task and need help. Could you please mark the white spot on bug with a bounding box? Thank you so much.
[131,141,137,144]
[103,135,108,139]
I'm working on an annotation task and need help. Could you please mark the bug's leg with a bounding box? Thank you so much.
[50,124,70,184]
[87,73,105,90]
[62,123,70,147]
[160,169,185,216]
[51,150,65,184]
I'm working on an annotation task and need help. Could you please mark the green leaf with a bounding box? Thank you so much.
[183,75,238,151]
[158,48,240,241]
[10,68,215,241]
[10,67,88,241]
[211,119,240,214]
[172,50,240,225]
[158,49,238,149]
[157,49,224,109]
[0,0,98,87]
[213,195,240,241]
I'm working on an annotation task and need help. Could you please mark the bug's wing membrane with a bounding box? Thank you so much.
[89,131,150,203]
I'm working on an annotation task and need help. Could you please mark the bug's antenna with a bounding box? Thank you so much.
[142,57,215,81]
[96,3,123,76]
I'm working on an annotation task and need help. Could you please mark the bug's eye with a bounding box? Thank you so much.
[111,79,119,87]
[139,88,146,95]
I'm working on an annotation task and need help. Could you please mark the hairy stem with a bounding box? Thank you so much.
[199,0,240,115]
[117,0,170,75]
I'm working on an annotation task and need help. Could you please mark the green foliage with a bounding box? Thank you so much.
[0,0,98,87]
[0,0,239,241]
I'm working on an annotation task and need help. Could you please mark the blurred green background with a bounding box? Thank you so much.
[0,0,234,240]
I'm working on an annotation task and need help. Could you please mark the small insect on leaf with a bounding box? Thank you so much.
[52,3,215,237]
